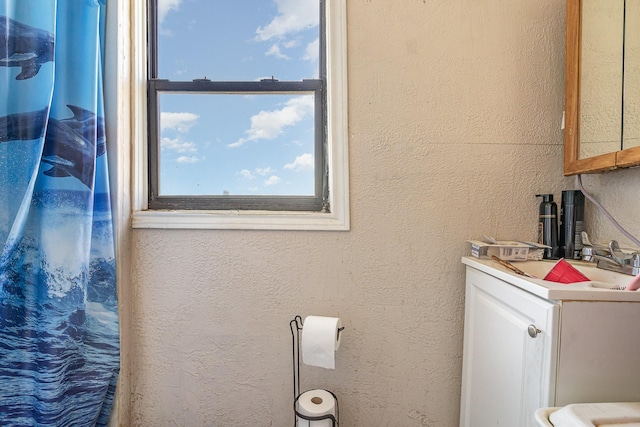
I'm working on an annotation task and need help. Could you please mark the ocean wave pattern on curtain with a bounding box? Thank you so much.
[0,1,119,426]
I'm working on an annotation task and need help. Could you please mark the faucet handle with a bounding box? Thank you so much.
[609,240,634,265]
[581,231,594,246]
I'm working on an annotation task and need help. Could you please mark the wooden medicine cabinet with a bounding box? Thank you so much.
[564,0,640,175]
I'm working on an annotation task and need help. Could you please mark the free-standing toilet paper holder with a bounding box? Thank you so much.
[290,315,342,426]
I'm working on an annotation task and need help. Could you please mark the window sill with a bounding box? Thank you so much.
[131,209,350,231]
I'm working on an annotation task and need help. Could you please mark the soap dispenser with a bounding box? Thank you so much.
[536,194,559,259]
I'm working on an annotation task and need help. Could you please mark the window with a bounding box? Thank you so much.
[132,0,349,230]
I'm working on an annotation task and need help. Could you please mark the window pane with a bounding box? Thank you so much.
[158,93,316,196]
[157,0,320,81]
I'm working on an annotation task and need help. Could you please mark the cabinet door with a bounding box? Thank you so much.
[556,301,640,404]
[460,267,559,427]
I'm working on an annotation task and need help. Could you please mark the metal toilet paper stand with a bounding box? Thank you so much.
[290,315,342,426]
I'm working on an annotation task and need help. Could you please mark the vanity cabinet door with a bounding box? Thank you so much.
[460,267,560,427]
[556,301,640,404]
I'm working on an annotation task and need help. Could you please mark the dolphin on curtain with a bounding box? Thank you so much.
[0,15,55,80]
[0,105,105,188]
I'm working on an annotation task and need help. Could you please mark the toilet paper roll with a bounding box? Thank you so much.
[296,389,336,427]
[301,316,342,369]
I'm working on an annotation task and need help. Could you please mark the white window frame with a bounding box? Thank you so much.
[129,1,349,231]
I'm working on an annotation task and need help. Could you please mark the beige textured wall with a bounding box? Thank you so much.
[126,1,599,425]
[580,169,640,249]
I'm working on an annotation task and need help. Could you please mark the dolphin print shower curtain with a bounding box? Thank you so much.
[0,1,119,426]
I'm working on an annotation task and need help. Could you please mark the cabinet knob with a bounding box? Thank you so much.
[528,324,542,338]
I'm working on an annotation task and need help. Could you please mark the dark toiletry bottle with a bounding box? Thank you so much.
[573,191,585,259]
[559,190,575,259]
[537,194,559,259]
[560,190,586,259]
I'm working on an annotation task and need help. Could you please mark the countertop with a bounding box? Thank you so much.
[462,256,640,302]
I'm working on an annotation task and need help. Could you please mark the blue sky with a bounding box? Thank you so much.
[157,0,319,196]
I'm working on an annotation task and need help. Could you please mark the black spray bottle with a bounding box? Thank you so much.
[536,194,559,259]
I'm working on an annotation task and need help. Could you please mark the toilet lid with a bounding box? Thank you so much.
[548,402,640,426]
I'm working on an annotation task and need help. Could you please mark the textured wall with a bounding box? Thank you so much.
[129,1,574,425]
[580,169,640,249]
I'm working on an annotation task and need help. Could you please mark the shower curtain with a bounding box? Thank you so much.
[0,1,119,426]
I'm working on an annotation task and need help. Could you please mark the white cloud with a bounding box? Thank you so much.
[228,96,313,148]
[303,38,319,62]
[256,167,276,176]
[228,139,245,149]
[161,112,199,133]
[284,153,314,172]
[158,0,183,24]
[239,167,278,181]
[161,137,197,153]
[160,111,201,163]
[240,169,255,180]
[283,39,300,49]
[176,156,200,164]
[264,175,282,186]
[173,59,188,76]
[255,0,318,41]
[266,44,289,60]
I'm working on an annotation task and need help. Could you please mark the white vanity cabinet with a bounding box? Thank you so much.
[460,266,559,427]
[460,258,640,427]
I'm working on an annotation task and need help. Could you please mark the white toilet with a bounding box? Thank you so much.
[535,402,640,426]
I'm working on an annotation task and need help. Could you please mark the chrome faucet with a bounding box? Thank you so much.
[582,240,640,276]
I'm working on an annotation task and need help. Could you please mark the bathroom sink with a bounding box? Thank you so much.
[512,259,633,289]
[462,256,640,302]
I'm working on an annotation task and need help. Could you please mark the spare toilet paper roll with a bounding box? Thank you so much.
[301,316,342,369]
[296,389,337,427]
